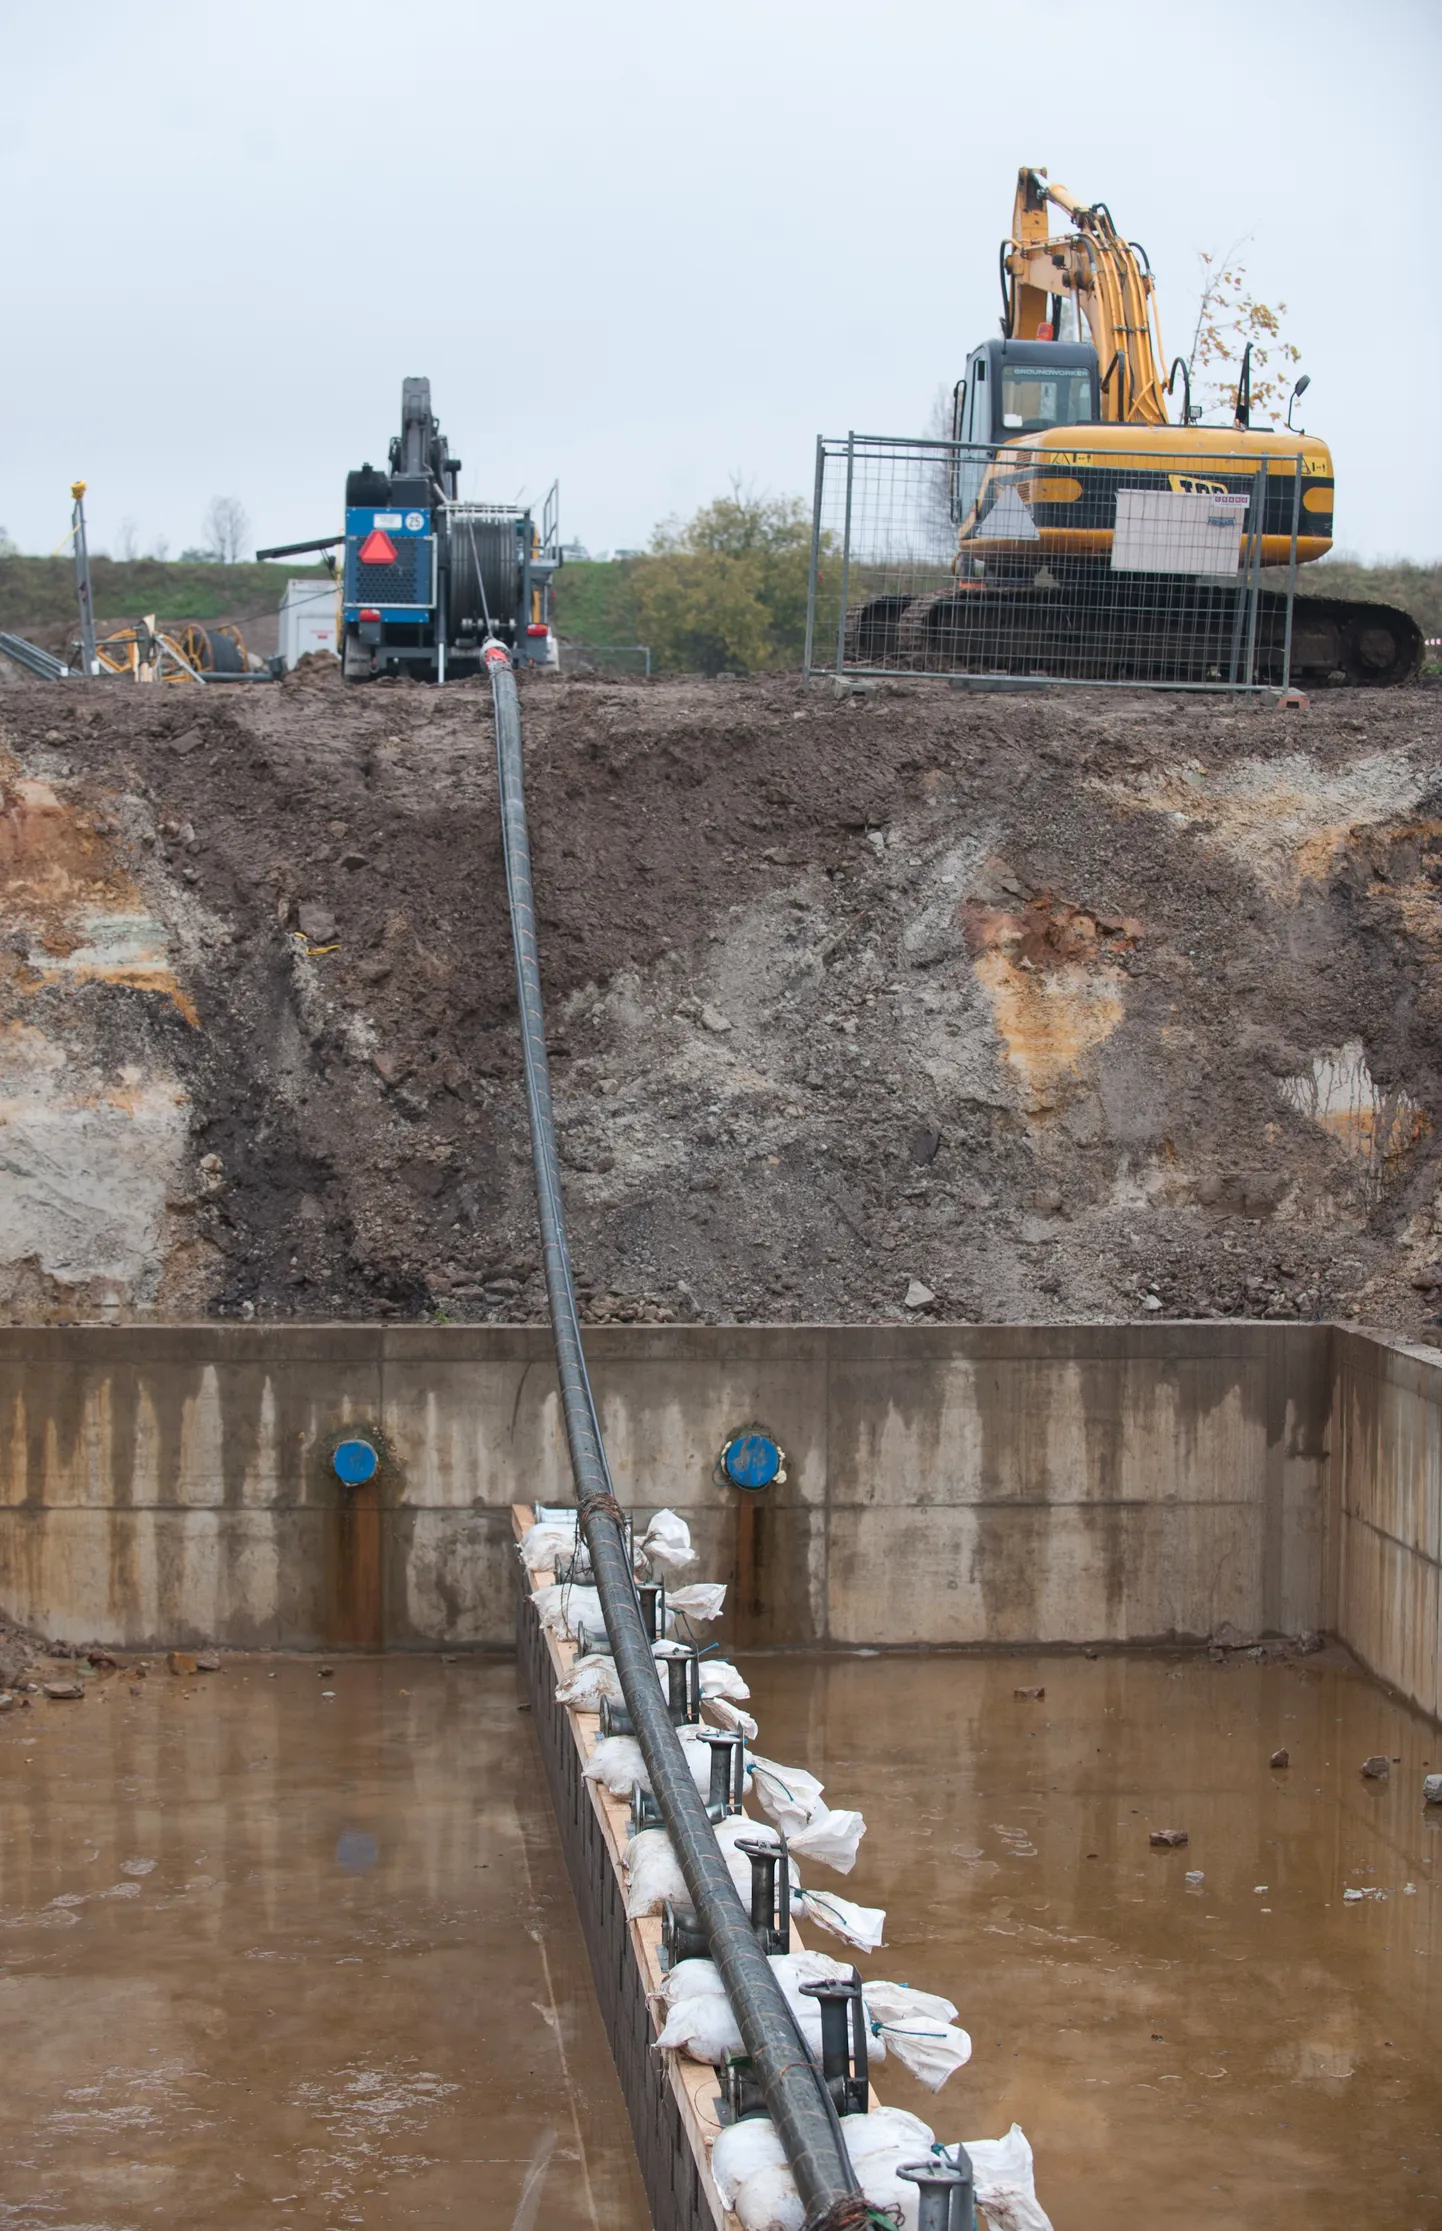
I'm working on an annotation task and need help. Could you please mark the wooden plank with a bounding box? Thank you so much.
[512,1503,890,2229]
[513,1505,736,2229]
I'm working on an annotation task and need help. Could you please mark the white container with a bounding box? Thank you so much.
[279,577,338,668]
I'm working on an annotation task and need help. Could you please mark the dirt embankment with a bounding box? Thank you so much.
[2,663,1442,1332]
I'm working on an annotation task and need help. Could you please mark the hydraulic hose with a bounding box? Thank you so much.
[484,641,866,2231]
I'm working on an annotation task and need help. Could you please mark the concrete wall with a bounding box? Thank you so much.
[1330,1329,1442,1723]
[0,1321,1338,1661]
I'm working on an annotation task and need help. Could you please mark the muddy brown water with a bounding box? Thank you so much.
[5,1645,1439,2230]
[0,1655,647,2228]
[740,1649,1442,2231]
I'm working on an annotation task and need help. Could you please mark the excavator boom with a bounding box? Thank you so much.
[1004,166,1170,425]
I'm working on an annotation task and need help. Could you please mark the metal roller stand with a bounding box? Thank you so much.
[735,1837,791,1955]
[898,2154,977,2231]
[798,1974,870,2118]
[603,1650,701,1737]
[628,1730,741,1836]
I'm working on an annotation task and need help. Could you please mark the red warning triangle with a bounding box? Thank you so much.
[358,528,397,566]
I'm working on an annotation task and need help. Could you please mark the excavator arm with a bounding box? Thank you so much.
[1003,167,1170,426]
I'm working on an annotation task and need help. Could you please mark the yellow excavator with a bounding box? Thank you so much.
[854,168,1420,685]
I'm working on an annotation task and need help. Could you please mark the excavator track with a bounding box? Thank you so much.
[846,580,1422,688]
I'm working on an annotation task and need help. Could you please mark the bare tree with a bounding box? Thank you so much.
[117,516,140,561]
[920,383,963,559]
[1186,243,1301,424]
[150,533,170,562]
[202,496,250,565]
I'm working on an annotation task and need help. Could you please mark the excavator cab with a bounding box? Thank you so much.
[955,334,1102,526]
[950,339,1099,523]
[954,339,1100,446]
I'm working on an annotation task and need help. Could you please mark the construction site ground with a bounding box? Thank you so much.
[3,661,1442,1334]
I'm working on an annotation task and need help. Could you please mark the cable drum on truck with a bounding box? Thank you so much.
[177,623,246,675]
[448,513,519,636]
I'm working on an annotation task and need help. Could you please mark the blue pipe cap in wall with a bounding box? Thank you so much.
[333,1437,380,1487]
[721,1431,785,1491]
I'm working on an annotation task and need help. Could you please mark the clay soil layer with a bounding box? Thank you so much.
[3,666,1442,1333]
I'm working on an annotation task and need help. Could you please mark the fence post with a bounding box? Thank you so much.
[833,433,856,680]
[71,481,97,676]
[802,436,825,690]
[1241,460,1267,684]
[1227,517,1247,688]
[1280,451,1302,693]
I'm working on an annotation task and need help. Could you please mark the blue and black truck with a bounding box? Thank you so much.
[259,378,559,683]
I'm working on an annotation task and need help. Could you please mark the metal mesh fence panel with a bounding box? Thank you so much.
[804,434,1304,692]
[559,642,653,678]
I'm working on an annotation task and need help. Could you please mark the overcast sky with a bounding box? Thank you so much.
[4,0,1437,565]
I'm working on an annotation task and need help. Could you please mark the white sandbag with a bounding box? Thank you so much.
[658,1957,728,2006]
[860,2155,933,2222]
[710,2117,788,2211]
[869,2017,971,2093]
[666,1583,727,1625]
[656,1950,855,2066]
[748,1756,825,1835]
[519,1517,578,1571]
[699,1660,751,1703]
[623,1829,688,1919]
[704,1696,760,1743]
[865,1981,958,2029]
[963,2124,1054,2231]
[795,1886,886,1952]
[788,1804,866,1875]
[731,2162,806,2231]
[529,1580,566,1626]
[639,1508,696,1575]
[555,1654,623,1710]
[588,1726,722,1803]
[533,1582,603,1639]
[774,1948,854,1990]
[841,2106,937,2164]
[722,2108,935,2231]
[863,1981,970,2087]
[662,1949,845,2011]
[584,1734,647,1797]
[655,1992,742,2062]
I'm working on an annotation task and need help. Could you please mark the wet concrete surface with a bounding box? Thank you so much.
[0,1654,649,2228]
[742,1649,1442,2231]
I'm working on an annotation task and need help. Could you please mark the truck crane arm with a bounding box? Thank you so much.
[1003,166,1170,426]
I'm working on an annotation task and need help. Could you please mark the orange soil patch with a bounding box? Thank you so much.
[963,894,1141,1113]
[0,757,197,1024]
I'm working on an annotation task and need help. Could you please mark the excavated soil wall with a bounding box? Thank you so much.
[2,667,1442,1341]
[2,1321,1437,1722]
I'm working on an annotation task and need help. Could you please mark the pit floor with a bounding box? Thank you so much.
[0,1654,649,2229]
[740,1649,1442,2231]
[5,1650,1439,2231]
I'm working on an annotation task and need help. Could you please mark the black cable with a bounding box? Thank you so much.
[484,640,863,2229]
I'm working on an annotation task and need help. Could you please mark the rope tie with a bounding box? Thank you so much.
[810,2200,901,2231]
